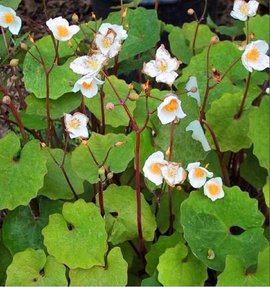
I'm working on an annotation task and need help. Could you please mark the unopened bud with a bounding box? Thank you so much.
[20,42,28,50]
[107,172,114,180]
[106,102,115,111]
[125,23,129,29]
[210,35,219,44]
[190,86,197,93]
[249,32,255,40]
[2,96,11,105]
[67,40,73,48]
[187,8,195,15]
[72,13,79,23]
[265,87,270,94]
[98,166,106,176]
[29,34,35,43]
[207,249,215,260]
[115,141,126,147]
[10,59,19,67]
[165,146,171,157]
[121,7,128,18]
[81,139,88,145]
[40,142,47,148]
[91,12,96,19]
[128,92,140,101]
[128,83,134,90]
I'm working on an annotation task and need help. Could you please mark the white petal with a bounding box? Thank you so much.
[241,53,253,72]
[72,80,81,93]
[204,177,224,201]
[188,171,207,188]
[156,71,178,86]
[186,162,200,172]
[249,54,269,71]
[8,16,21,35]
[68,25,80,37]
[166,57,180,72]
[143,61,159,78]
[107,41,121,58]
[73,112,89,126]
[247,0,259,16]
[254,40,269,54]
[156,44,172,61]
[175,105,187,119]
[98,23,112,35]
[186,120,211,152]
[230,10,247,21]
[76,126,89,138]
[81,83,98,98]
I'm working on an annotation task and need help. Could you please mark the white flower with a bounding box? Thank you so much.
[157,94,186,125]
[95,23,127,58]
[266,87,270,94]
[143,44,180,86]
[230,0,259,21]
[64,112,89,139]
[46,16,80,41]
[241,40,269,72]
[187,162,213,188]
[72,75,104,98]
[0,5,21,35]
[161,162,186,187]
[143,151,168,186]
[185,76,200,106]
[204,177,224,201]
[70,53,106,76]
[186,120,211,152]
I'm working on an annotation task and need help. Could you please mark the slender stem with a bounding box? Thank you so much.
[200,43,212,121]
[246,18,250,44]
[235,72,251,119]
[42,0,48,19]
[81,94,86,115]
[1,27,9,56]
[155,0,159,11]
[45,72,52,145]
[135,132,146,257]
[60,132,69,167]
[168,121,176,161]
[98,176,105,216]
[202,119,230,186]
[100,85,106,134]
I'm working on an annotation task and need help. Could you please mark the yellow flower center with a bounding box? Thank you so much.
[208,183,220,196]
[158,60,168,72]
[240,2,249,15]
[56,25,69,37]
[246,48,260,61]
[87,59,99,70]
[150,163,162,174]
[168,166,177,177]
[69,118,80,129]
[194,167,205,178]
[163,99,178,112]
[4,12,15,24]
[82,81,94,90]
[102,36,112,48]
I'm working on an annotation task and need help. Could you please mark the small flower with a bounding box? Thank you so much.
[187,162,213,188]
[266,87,270,94]
[142,44,181,86]
[95,23,127,58]
[230,0,259,21]
[0,5,21,35]
[241,40,269,72]
[185,76,200,106]
[70,53,106,76]
[161,162,186,187]
[204,177,224,201]
[46,16,80,41]
[64,112,89,139]
[143,151,168,186]
[186,120,211,152]
[157,94,186,125]
[72,75,104,98]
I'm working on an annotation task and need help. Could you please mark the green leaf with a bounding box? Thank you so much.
[263,179,269,208]
[181,186,268,271]
[105,7,160,62]
[13,112,47,130]
[0,234,12,285]
[217,246,270,286]
[101,184,156,245]
[157,243,207,286]
[0,132,47,210]
[141,271,161,286]
[42,199,107,269]
[169,27,192,64]
[23,36,79,99]
[0,32,11,60]
[71,133,134,184]
[6,248,67,286]
[248,97,269,170]
[2,197,63,254]
[69,247,128,286]
[25,93,81,120]
[182,22,215,53]
[145,232,183,276]
[248,15,269,42]
[0,0,21,9]
[206,92,252,152]
[39,148,85,200]
[85,75,136,128]
[156,189,188,234]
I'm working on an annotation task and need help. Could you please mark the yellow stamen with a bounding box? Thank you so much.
[163,99,178,112]
[208,183,220,196]
[102,36,112,48]
[159,60,168,72]
[246,48,260,61]
[57,25,69,37]
[69,118,80,129]
[150,163,162,174]
[168,167,177,177]
[194,168,205,178]
[4,13,15,24]
[82,81,94,90]
[240,3,248,15]
[87,59,98,69]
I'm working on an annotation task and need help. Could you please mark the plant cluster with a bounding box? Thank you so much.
[0,0,269,286]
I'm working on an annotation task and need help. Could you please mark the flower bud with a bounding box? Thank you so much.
[249,32,255,40]
[107,172,114,180]
[40,142,47,148]
[106,102,115,111]
[72,13,79,23]
[10,59,19,67]
[91,12,96,19]
[81,139,88,145]
[190,86,197,93]
[115,141,126,147]
[128,92,140,101]
[210,35,219,44]
[121,7,128,18]
[20,42,28,50]
[2,96,11,105]
[187,8,195,15]
[98,166,106,176]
